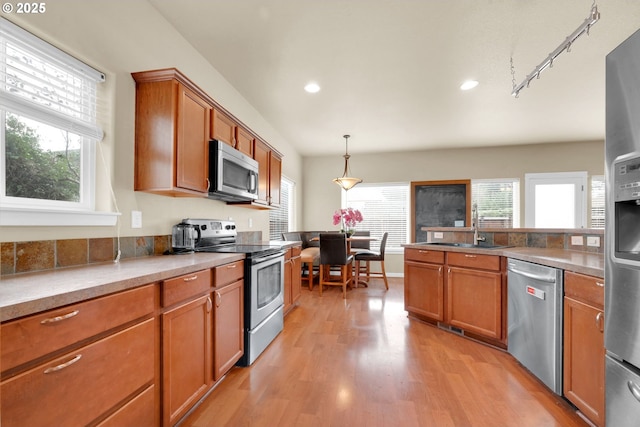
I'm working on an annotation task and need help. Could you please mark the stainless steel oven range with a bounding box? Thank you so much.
[178,218,285,366]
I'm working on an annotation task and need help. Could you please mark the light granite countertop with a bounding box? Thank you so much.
[0,252,245,322]
[403,243,604,278]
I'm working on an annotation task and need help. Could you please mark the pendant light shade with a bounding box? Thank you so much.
[333,134,363,191]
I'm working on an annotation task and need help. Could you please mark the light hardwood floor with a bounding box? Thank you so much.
[181,278,588,427]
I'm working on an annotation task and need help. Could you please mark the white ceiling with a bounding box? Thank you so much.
[148,0,640,156]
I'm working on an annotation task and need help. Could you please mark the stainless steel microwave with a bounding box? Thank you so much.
[208,139,259,202]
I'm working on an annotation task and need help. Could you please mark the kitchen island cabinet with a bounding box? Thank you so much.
[132,69,210,196]
[446,252,504,342]
[404,248,445,321]
[404,247,506,347]
[563,271,605,427]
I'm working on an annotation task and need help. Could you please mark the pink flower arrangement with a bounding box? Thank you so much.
[332,208,363,229]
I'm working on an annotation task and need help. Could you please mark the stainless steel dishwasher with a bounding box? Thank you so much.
[507,258,564,395]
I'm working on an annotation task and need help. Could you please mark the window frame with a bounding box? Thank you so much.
[342,182,410,254]
[524,171,588,228]
[0,17,116,226]
[471,178,521,228]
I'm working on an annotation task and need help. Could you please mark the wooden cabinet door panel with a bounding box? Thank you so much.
[253,140,270,205]
[269,152,282,207]
[176,84,210,193]
[291,255,302,304]
[564,297,605,426]
[1,319,155,427]
[447,267,502,339]
[2,284,155,372]
[162,295,213,427]
[447,252,500,271]
[404,261,444,321]
[405,248,445,264]
[236,126,254,156]
[213,279,244,381]
[212,109,236,146]
[564,271,604,308]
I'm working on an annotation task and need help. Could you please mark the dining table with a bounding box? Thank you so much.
[311,235,378,287]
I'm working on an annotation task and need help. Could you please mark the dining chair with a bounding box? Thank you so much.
[319,233,354,298]
[355,232,389,290]
[282,232,319,290]
[350,230,371,278]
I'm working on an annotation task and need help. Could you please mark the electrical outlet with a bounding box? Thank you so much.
[570,236,584,246]
[587,236,601,247]
[248,218,253,228]
[434,232,444,239]
[131,210,142,228]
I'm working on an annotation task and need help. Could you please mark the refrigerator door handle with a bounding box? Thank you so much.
[628,380,640,403]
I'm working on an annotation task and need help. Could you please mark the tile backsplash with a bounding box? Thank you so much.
[1,231,262,276]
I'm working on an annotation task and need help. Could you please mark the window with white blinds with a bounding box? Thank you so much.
[591,175,605,229]
[343,183,409,253]
[269,176,294,240]
[0,17,104,215]
[471,179,520,228]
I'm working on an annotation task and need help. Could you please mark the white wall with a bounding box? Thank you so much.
[0,0,303,242]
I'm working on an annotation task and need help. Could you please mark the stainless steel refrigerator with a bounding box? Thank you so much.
[605,27,640,426]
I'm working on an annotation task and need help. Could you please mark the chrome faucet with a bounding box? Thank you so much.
[472,202,486,245]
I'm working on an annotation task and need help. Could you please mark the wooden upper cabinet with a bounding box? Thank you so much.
[211,109,236,147]
[235,126,254,157]
[132,69,210,196]
[252,139,281,207]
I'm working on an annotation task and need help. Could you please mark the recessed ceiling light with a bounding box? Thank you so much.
[460,80,479,91]
[304,82,321,93]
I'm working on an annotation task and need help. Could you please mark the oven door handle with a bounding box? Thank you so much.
[252,250,286,264]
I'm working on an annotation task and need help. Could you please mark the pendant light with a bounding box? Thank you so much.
[333,134,362,191]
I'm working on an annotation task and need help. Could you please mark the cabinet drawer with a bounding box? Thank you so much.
[405,248,445,264]
[1,284,155,372]
[96,384,156,427]
[213,260,244,288]
[565,271,604,308]
[1,318,155,427]
[447,252,501,271]
[163,269,212,307]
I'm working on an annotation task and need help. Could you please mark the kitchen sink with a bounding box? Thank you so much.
[417,242,511,249]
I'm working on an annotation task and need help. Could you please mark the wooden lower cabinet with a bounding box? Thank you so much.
[213,279,244,381]
[96,384,156,427]
[447,266,502,340]
[404,248,506,345]
[563,271,605,427]
[1,318,156,427]
[284,245,302,314]
[162,294,213,427]
[404,259,445,321]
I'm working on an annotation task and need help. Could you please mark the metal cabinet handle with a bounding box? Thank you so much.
[418,250,429,254]
[215,291,221,308]
[596,312,604,332]
[226,264,237,269]
[40,310,80,324]
[206,178,211,191]
[44,354,82,374]
[464,254,477,258]
[628,381,640,403]
[596,281,604,287]
[206,296,213,313]
[183,275,198,282]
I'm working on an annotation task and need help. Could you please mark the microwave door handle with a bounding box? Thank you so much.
[249,172,257,192]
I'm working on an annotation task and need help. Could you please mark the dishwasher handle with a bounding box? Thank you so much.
[508,265,557,283]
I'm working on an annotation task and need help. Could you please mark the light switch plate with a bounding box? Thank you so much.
[131,210,142,228]
[570,236,584,246]
[434,232,444,239]
[587,236,601,247]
